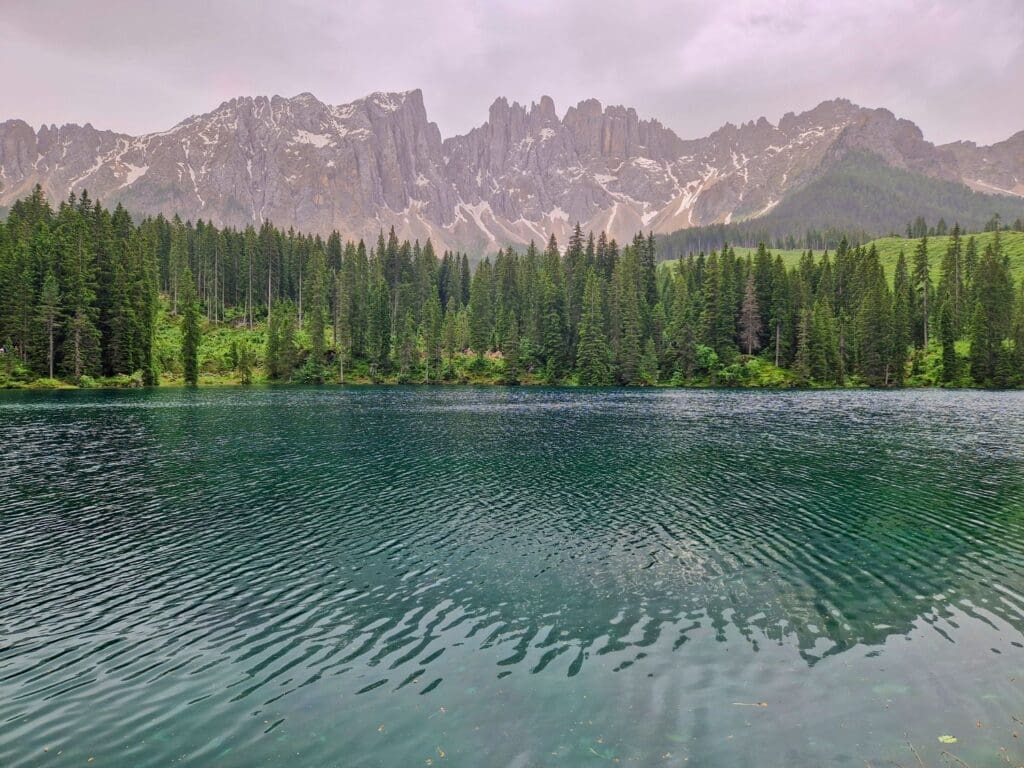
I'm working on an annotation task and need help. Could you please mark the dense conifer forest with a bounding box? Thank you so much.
[1,186,1022,389]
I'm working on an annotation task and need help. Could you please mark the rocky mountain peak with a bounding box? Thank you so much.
[1,90,1021,251]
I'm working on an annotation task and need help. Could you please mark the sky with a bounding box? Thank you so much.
[2,0,1023,146]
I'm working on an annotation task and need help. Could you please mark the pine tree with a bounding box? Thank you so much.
[639,338,659,385]
[793,309,812,386]
[61,208,102,380]
[305,245,329,367]
[769,256,790,367]
[265,300,298,380]
[939,299,957,383]
[700,252,735,359]
[424,294,443,383]
[180,267,201,387]
[969,243,1014,385]
[278,302,298,378]
[912,235,931,348]
[667,272,697,379]
[1012,283,1024,386]
[502,310,521,385]
[613,257,643,386]
[37,271,60,379]
[442,307,457,375]
[541,276,565,381]
[889,254,911,386]
[938,224,964,336]
[469,257,493,355]
[856,256,894,386]
[738,274,762,356]
[809,297,839,384]
[237,342,253,386]
[169,216,187,315]
[576,272,612,386]
[367,274,391,371]
[398,310,418,381]
[334,270,352,383]
[264,302,282,379]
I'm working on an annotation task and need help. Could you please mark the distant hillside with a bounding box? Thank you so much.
[763,152,1023,237]
[657,153,1024,258]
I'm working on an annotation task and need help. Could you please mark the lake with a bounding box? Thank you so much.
[2,387,1024,767]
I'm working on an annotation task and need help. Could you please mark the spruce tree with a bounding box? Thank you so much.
[502,310,521,385]
[667,273,697,379]
[334,270,352,383]
[424,295,443,383]
[639,339,659,385]
[793,309,812,386]
[397,310,419,382]
[769,256,790,367]
[576,272,612,386]
[739,274,762,356]
[541,277,565,381]
[1012,283,1024,386]
[890,253,911,385]
[938,224,964,336]
[180,268,201,387]
[37,271,60,379]
[304,246,328,368]
[237,342,253,386]
[809,297,839,384]
[912,235,932,348]
[855,257,894,386]
[939,300,957,383]
[969,243,1014,385]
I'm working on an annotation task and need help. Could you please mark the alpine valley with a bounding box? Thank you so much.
[1,90,1022,252]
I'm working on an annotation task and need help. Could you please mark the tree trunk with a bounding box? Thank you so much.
[48,322,54,379]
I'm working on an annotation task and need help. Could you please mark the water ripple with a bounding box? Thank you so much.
[2,387,1024,766]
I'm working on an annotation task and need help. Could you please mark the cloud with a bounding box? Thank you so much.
[1,0,1022,144]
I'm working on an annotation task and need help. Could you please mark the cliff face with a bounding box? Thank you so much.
[941,130,1024,198]
[1,91,1020,250]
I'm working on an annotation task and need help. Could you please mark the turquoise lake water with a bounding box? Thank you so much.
[2,387,1024,766]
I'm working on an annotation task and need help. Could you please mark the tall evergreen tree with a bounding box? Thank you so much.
[738,274,762,356]
[180,267,201,387]
[969,243,1014,385]
[912,235,932,348]
[37,271,60,379]
[501,310,521,385]
[576,271,612,386]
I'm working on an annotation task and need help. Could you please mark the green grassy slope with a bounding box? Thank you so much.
[729,230,1024,283]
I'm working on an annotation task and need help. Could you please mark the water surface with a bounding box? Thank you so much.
[2,387,1024,766]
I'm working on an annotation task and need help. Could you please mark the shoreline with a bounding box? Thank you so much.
[2,376,1017,393]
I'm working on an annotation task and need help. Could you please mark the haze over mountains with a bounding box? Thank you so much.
[1,89,1022,252]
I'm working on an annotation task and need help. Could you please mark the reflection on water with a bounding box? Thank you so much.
[2,387,1024,766]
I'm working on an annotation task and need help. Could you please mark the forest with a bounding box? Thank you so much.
[1,186,1022,389]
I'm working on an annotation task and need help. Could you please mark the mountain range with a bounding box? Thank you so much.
[1,90,1022,251]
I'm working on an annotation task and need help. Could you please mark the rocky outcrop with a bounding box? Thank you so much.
[1,91,1020,251]
[941,131,1024,197]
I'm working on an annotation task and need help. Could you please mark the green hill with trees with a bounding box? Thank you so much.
[657,153,1024,258]
[732,230,1024,283]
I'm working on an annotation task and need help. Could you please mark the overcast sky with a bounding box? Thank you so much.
[2,0,1023,145]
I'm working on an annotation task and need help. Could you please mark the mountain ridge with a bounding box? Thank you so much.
[1,90,1021,251]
